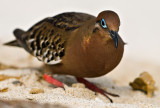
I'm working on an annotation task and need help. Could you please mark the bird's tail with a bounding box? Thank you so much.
[4,40,21,47]
[4,29,25,47]
[13,29,25,39]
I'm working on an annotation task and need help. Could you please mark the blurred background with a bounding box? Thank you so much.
[0,0,160,64]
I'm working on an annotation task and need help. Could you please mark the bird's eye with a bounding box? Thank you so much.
[100,18,107,29]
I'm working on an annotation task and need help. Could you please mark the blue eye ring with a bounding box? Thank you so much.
[100,18,107,29]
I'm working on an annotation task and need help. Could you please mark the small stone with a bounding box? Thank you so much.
[26,98,34,100]
[12,80,23,86]
[72,83,85,88]
[30,88,44,94]
[130,72,156,97]
[0,88,8,92]
[0,75,20,81]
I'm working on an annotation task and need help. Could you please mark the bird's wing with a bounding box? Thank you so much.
[25,12,95,64]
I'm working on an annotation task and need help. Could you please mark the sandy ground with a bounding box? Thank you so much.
[0,45,160,108]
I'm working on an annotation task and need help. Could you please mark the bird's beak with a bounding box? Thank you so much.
[110,30,119,48]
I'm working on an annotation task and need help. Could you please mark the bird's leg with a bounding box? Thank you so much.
[43,74,64,88]
[76,77,119,103]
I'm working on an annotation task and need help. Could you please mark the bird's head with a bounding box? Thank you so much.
[94,10,120,48]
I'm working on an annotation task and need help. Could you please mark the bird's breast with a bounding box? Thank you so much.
[62,34,124,78]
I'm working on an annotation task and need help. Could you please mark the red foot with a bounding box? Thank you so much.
[76,77,119,103]
[43,74,64,87]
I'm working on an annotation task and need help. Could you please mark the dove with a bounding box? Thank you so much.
[5,10,125,102]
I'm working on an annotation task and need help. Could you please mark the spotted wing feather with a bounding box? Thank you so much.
[26,22,65,64]
[14,12,95,64]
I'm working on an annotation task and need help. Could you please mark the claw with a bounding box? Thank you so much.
[100,89,119,97]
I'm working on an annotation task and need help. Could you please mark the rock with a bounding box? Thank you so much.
[130,72,156,97]
[30,88,44,94]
